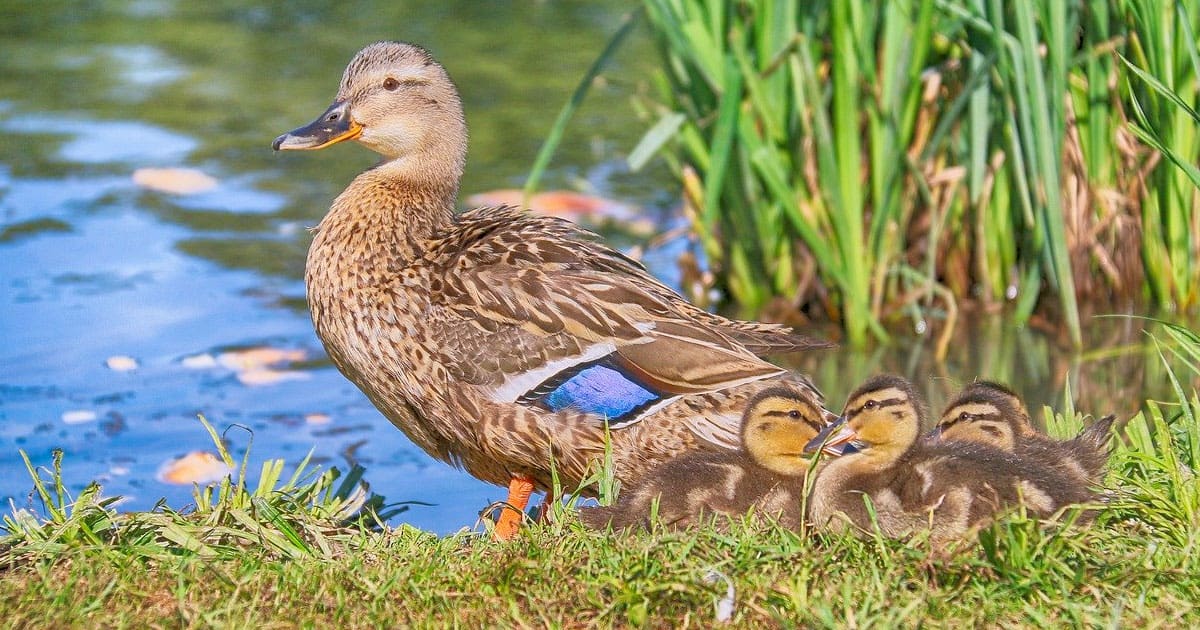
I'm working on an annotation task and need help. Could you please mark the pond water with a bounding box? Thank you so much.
[0,1,1188,534]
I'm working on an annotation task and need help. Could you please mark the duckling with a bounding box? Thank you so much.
[934,381,1115,485]
[579,386,828,530]
[271,41,831,538]
[805,375,1098,543]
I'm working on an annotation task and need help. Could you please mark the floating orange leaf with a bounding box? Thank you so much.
[236,368,311,386]
[217,347,306,371]
[467,189,654,235]
[133,167,218,195]
[156,451,234,485]
[105,355,139,371]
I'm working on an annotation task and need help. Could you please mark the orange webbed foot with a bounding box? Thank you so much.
[493,474,535,540]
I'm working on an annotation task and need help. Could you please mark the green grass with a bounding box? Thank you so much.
[2,515,1198,627]
[1,417,408,564]
[2,321,1199,626]
[601,0,1200,348]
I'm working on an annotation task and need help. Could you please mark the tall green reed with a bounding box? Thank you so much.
[1103,320,1200,545]
[615,0,1200,347]
[636,0,941,345]
[1122,2,1200,312]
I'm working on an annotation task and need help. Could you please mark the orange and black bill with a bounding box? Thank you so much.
[803,416,857,456]
[272,100,362,151]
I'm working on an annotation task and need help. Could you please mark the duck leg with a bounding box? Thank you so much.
[494,474,535,540]
[534,488,559,522]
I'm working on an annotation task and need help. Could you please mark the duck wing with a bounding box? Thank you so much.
[423,207,806,425]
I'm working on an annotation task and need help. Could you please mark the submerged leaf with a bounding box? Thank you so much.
[105,355,139,372]
[156,451,235,485]
[132,167,218,195]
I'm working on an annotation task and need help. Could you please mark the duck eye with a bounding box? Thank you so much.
[787,410,801,419]
[383,77,400,91]
[864,400,877,410]
[959,411,971,421]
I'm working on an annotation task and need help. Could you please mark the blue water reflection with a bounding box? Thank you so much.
[0,148,506,531]
[0,1,1176,536]
[0,1,657,533]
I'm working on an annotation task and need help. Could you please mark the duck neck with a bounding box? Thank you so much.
[318,155,459,263]
[754,453,812,477]
[817,443,911,487]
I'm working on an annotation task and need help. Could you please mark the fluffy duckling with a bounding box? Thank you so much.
[579,386,829,530]
[934,381,1115,485]
[805,375,1097,543]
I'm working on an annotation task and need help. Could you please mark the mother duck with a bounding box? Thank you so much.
[272,41,829,538]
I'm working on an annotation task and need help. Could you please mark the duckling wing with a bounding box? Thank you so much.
[422,207,793,425]
[1066,414,1117,482]
[580,452,762,529]
[909,443,1095,521]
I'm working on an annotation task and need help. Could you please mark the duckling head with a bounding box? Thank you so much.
[740,386,828,476]
[273,41,467,175]
[804,375,925,466]
[934,381,1032,449]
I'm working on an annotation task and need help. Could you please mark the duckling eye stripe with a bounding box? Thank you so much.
[951,413,999,425]
[850,397,905,417]
[942,403,1003,428]
[761,409,821,431]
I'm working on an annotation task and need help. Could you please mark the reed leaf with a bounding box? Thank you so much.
[609,0,1200,345]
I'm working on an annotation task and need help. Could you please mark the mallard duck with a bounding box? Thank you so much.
[579,385,828,530]
[934,381,1115,485]
[805,375,1098,543]
[271,41,831,538]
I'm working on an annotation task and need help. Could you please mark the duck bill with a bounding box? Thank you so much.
[272,100,362,151]
[803,417,857,457]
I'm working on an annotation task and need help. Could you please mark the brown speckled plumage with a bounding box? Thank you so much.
[935,381,1115,486]
[275,41,831,496]
[807,375,1101,545]
[579,386,829,530]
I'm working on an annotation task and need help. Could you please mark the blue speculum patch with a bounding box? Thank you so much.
[543,364,660,420]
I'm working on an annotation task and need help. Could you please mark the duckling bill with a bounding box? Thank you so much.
[272,41,831,539]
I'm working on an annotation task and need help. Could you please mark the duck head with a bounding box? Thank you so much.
[933,381,1032,449]
[804,375,925,466]
[273,41,467,176]
[740,386,831,476]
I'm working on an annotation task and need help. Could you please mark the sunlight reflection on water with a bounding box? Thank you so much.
[2,116,196,164]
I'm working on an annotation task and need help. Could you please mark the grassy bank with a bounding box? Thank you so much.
[2,323,1198,626]
[1,513,1197,627]
[617,0,1200,347]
